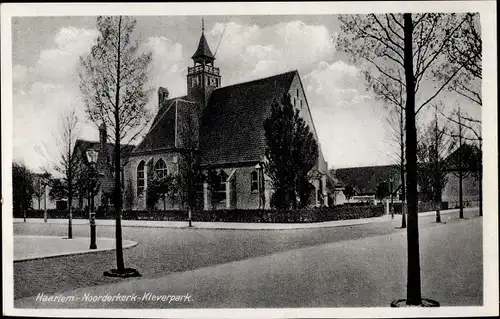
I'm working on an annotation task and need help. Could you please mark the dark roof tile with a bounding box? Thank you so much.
[199,71,297,165]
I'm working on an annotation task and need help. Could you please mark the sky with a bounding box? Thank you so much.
[10,14,481,173]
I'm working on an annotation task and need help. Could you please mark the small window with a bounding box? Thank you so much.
[294,98,296,107]
[137,161,145,195]
[300,100,303,109]
[211,171,228,204]
[251,171,259,192]
[155,159,167,179]
[297,88,299,98]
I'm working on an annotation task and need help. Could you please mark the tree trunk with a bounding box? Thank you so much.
[44,185,47,223]
[114,16,125,272]
[478,140,483,216]
[400,101,407,229]
[68,160,73,239]
[435,201,441,223]
[403,13,422,306]
[458,110,464,219]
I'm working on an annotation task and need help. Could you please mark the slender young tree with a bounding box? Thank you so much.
[385,107,407,227]
[338,12,469,306]
[439,107,482,217]
[79,16,152,276]
[417,104,454,222]
[35,110,81,238]
[177,107,200,225]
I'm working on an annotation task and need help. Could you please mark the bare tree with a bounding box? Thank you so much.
[417,104,455,222]
[338,13,469,306]
[176,105,202,226]
[385,106,407,228]
[35,110,81,238]
[439,107,482,217]
[439,13,482,106]
[79,16,152,277]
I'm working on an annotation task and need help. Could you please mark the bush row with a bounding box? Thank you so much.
[391,201,450,215]
[14,205,385,223]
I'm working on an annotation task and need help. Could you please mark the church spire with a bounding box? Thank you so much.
[192,18,215,64]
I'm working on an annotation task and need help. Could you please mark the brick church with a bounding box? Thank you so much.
[122,26,334,211]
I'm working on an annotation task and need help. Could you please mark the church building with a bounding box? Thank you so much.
[123,25,334,211]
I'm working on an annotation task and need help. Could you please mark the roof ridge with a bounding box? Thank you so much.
[214,70,298,91]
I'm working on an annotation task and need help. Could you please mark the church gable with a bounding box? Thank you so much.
[287,73,329,174]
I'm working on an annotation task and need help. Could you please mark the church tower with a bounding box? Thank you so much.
[187,19,221,108]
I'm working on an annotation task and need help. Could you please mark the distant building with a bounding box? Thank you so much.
[332,143,481,208]
[332,165,402,205]
[71,124,135,210]
[442,143,481,208]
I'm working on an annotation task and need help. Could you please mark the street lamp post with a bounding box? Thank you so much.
[86,149,99,250]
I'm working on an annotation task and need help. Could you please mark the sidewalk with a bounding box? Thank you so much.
[13,207,478,230]
[14,235,137,262]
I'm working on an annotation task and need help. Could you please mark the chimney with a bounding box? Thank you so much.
[99,123,107,151]
[158,87,169,107]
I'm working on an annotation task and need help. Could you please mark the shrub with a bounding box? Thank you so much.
[14,205,386,223]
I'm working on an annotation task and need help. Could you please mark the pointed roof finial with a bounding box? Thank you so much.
[192,17,215,62]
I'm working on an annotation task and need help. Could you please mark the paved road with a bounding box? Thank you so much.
[13,209,479,301]
[14,215,482,308]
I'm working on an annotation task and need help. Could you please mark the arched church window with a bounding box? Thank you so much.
[155,159,167,178]
[137,161,145,195]
[251,171,259,192]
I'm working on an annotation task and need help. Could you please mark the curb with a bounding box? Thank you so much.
[14,237,138,263]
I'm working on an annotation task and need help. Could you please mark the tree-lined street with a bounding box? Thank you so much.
[14,209,480,305]
[14,211,482,308]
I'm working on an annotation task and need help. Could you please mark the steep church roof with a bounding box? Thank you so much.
[191,32,215,62]
[133,97,194,153]
[199,71,297,165]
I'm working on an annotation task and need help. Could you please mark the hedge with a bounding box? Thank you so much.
[14,205,385,223]
[391,201,449,215]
